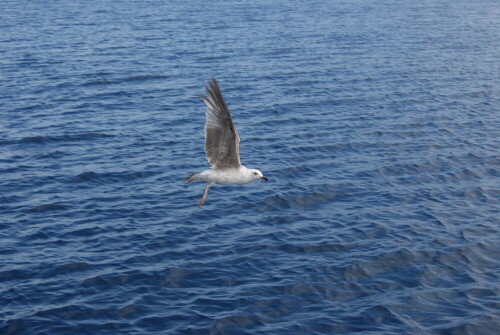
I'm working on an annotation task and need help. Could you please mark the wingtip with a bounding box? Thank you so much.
[202,78,223,108]
[207,78,220,92]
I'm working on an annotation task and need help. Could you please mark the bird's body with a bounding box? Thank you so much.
[187,166,263,185]
[186,79,268,206]
[188,166,254,185]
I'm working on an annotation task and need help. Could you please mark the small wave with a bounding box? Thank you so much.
[81,268,196,290]
[36,150,68,159]
[19,133,114,144]
[122,74,169,82]
[33,304,93,319]
[250,243,347,254]
[71,171,100,182]
[292,142,372,154]
[198,55,230,61]
[24,204,67,213]
[361,305,405,326]
[259,184,350,211]
[82,74,169,86]
[117,304,144,318]
[377,161,443,177]
[282,166,313,177]
[82,275,108,287]
[212,313,264,333]
[82,79,116,86]
[1,268,34,281]
[54,262,92,273]
[71,170,157,183]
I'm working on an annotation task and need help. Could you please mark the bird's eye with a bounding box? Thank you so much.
[254,172,257,175]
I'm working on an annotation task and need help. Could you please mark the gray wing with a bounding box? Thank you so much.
[200,78,241,169]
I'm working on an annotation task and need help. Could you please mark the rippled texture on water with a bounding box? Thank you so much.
[1,0,499,334]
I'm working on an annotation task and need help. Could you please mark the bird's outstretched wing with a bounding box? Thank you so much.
[200,78,241,169]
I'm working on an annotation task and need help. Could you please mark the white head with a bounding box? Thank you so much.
[249,169,268,182]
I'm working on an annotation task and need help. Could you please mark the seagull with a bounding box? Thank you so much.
[185,78,268,206]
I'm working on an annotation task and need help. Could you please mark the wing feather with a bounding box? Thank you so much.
[200,79,241,169]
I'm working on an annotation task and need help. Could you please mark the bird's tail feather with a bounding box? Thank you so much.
[184,173,198,183]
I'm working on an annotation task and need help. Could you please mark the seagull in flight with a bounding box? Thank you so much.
[185,78,268,206]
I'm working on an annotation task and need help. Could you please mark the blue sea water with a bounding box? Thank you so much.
[1,0,499,334]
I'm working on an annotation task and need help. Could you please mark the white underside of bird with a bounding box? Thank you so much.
[185,79,268,206]
[189,167,262,185]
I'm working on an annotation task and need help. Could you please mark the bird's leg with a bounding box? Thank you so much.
[198,183,212,207]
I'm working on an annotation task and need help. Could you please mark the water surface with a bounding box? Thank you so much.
[1,0,499,334]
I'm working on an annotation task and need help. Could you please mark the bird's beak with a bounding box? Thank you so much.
[261,176,269,181]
